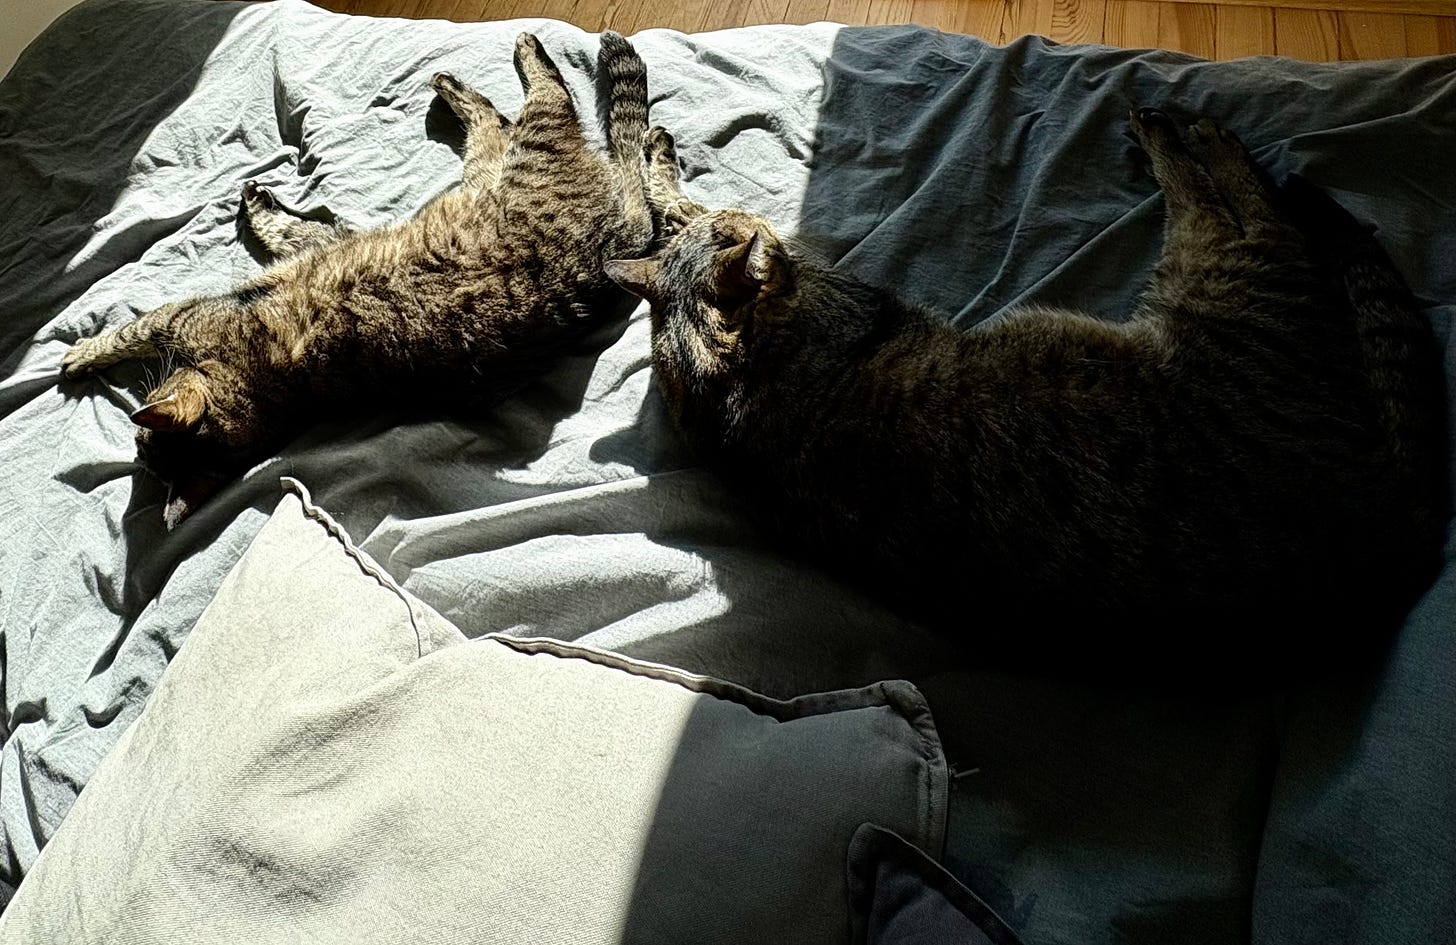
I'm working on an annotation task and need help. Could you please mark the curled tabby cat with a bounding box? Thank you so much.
[62,32,685,529]
[608,109,1447,672]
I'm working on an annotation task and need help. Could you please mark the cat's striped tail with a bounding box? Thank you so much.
[598,31,652,249]
[1284,174,1448,544]
[599,31,648,171]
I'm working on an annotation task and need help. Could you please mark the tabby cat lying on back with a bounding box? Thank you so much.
[63,32,681,529]
[608,109,1447,669]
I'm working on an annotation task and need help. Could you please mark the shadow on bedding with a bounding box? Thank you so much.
[583,33,1276,942]
[779,32,1270,944]
[0,0,249,899]
[0,0,251,379]
[765,23,1456,945]
[587,30,1274,943]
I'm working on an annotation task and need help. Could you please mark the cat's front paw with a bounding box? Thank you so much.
[61,338,100,379]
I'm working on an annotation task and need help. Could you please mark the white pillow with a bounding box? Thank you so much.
[0,479,948,944]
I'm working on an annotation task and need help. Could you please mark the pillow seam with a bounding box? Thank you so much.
[279,476,425,657]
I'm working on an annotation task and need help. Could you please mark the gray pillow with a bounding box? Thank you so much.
[849,823,1023,945]
[0,478,948,944]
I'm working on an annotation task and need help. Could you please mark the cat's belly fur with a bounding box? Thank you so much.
[245,198,621,401]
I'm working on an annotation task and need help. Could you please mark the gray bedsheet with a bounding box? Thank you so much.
[0,2,1451,941]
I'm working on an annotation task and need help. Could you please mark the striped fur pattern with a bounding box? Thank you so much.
[62,32,682,528]
[608,110,1448,676]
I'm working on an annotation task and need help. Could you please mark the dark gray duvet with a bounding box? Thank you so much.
[0,1,1451,941]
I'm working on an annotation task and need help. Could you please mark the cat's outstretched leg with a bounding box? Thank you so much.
[512,33,577,126]
[643,125,706,239]
[61,302,184,378]
[1183,120,1298,246]
[1280,173,1445,547]
[496,34,585,189]
[431,72,511,192]
[241,181,349,259]
[1128,107,1241,263]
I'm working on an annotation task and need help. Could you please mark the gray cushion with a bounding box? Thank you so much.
[0,478,948,944]
[849,824,1022,945]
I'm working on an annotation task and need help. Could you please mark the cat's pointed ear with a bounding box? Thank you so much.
[605,257,663,305]
[711,231,781,306]
[131,387,206,433]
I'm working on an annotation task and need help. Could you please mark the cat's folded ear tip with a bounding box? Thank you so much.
[131,391,206,433]
[604,257,662,301]
[131,397,174,428]
[744,231,781,285]
[603,258,631,283]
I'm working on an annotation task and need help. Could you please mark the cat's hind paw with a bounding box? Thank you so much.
[644,126,677,165]
[1183,119,1247,169]
[513,33,565,92]
[1127,106,1181,155]
[430,71,471,102]
[241,179,279,213]
[431,71,501,129]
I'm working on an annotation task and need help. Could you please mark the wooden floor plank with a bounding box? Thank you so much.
[323,0,1450,62]
[823,0,875,25]
[413,0,458,18]
[612,0,652,31]
[695,0,747,29]
[1404,14,1454,54]
[1104,0,1163,45]
[632,0,697,30]
[1338,10,1408,56]
[868,0,918,24]
[909,0,970,31]
[958,0,1010,37]
[779,0,833,24]
[741,0,795,26]
[1274,7,1341,57]
[1052,0,1111,43]
[1165,0,1447,17]
[543,0,591,26]
[444,0,484,20]
[1404,12,1439,50]
[1159,1,1218,55]
[1216,4,1276,54]
[1000,0,1057,41]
